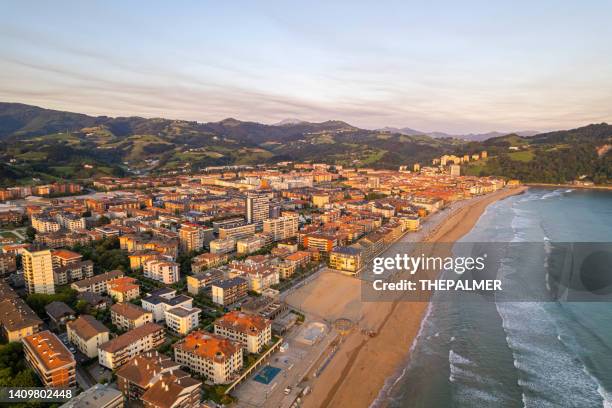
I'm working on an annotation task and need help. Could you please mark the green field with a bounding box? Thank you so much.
[508,150,535,162]
[0,231,19,241]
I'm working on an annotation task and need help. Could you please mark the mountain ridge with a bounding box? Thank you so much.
[0,102,610,186]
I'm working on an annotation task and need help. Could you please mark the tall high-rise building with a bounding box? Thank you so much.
[23,249,55,295]
[245,193,270,226]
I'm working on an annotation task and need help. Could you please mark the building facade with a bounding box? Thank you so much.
[23,248,55,295]
[23,331,76,387]
[173,331,243,384]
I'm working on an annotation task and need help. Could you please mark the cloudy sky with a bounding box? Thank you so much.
[1,1,611,133]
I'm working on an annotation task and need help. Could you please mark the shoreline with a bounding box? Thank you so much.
[525,183,612,191]
[302,186,527,408]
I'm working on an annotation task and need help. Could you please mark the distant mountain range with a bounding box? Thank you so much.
[0,102,610,186]
[377,127,540,141]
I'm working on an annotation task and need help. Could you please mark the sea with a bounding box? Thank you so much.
[376,188,612,408]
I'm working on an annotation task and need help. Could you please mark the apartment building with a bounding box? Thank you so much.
[400,216,420,231]
[98,323,165,370]
[143,258,180,284]
[212,218,246,234]
[0,281,42,342]
[311,194,330,208]
[142,371,202,408]
[303,233,338,253]
[211,277,248,306]
[218,222,256,240]
[173,331,243,384]
[141,290,193,322]
[186,268,224,295]
[56,213,86,231]
[66,315,110,358]
[178,224,213,253]
[51,249,94,285]
[71,269,125,294]
[22,330,76,387]
[236,235,266,255]
[191,253,228,272]
[31,214,60,233]
[117,352,181,401]
[111,303,153,331]
[209,238,236,255]
[263,214,298,241]
[213,311,272,353]
[23,248,55,295]
[165,306,201,335]
[245,193,270,226]
[117,352,201,407]
[241,268,279,294]
[60,384,123,408]
[285,251,311,267]
[107,277,140,303]
[329,246,363,274]
[0,253,17,275]
[53,260,94,285]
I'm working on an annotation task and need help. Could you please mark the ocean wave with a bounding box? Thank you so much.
[369,301,436,408]
[541,189,565,200]
[496,301,603,407]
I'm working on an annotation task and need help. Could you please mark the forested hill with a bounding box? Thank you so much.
[0,102,610,186]
[459,124,612,184]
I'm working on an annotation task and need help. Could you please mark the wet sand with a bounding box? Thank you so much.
[302,186,527,408]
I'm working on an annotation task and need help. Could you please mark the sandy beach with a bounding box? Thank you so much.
[295,186,528,408]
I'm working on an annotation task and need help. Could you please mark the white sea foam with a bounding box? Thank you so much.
[496,300,603,407]
[369,300,435,408]
[541,189,564,200]
[598,385,612,408]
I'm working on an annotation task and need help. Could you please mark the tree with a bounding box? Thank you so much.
[25,226,36,243]
[96,216,111,226]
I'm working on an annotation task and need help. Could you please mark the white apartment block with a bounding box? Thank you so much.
[98,323,165,370]
[141,292,193,322]
[213,311,272,354]
[56,213,86,231]
[165,306,201,335]
[66,315,110,358]
[143,258,180,284]
[31,215,60,233]
[173,331,243,384]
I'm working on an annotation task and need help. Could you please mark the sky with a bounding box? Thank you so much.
[1,1,612,134]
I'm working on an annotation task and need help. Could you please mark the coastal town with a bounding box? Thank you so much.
[0,153,517,408]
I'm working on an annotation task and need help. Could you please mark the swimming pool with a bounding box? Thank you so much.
[253,365,281,385]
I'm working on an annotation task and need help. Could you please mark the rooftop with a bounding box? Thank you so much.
[213,277,247,289]
[115,351,179,388]
[72,269,124,289]
[99,322,163,353]
[111,302,150,320]
[214,311,270,335]
[174,331,241,363]
[66,315,109,340]
[141,371,201,408]
[59,384,122,408]
[23,330,75,371]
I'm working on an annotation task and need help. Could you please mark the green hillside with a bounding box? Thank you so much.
[0,102,610,186]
